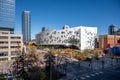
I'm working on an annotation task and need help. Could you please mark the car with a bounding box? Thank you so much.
[6,74,14,80]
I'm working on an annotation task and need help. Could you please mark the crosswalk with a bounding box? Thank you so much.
[79,71,104,80]
[85,75,90,78]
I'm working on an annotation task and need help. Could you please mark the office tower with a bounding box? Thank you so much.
[42,27,49,32]
[0,0,15,29]
[0,0,23,62]
[108,24,117,35]
[22,11,31,42]
[117,29,120,35]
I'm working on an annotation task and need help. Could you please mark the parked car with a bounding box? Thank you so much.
[5,73,14,80]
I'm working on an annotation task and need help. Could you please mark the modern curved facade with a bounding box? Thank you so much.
[22,11,31,42]
[0,0,15,28]
[36,26,97,50]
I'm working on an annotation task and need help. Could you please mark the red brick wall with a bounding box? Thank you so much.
[99,35,120,49]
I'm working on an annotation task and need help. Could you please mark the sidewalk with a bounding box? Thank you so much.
[59,57,120,80]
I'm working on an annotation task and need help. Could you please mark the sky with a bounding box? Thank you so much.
[16,0,120,39]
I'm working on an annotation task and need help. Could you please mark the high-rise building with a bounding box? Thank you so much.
[117,29,120,35]
[42,27,48,32]
[0,0,15,28]
[0,0,23,62]
[108,24,117,35]
[22,11,31,42]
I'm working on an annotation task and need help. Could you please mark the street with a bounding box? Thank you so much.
[78,67,120,80]
[59,57,120,80]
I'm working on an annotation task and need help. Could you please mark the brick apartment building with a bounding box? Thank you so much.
[99,35,120,49]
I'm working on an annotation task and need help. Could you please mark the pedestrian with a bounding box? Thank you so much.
[89,63,91,68]
[89,59,92,69]
[111,56,114,65]
[116,56,118,63]
[102,60,104,69]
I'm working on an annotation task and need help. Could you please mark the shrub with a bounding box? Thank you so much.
[77,54,84,60]
[0,75,5,80]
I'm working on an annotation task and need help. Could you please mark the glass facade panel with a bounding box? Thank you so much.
[0,58,8,61]
[11,41,21,44]
[0,46,8,49]
[11,36,21,39]
[0,41,8,44]
[11,51,16,55]
[0,52,8,56]
[11,57,15,60]
[11,46,21,48]
[0,36,8,39]
[0,0,15,28]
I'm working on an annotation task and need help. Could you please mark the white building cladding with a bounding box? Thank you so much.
[36,26,97,50]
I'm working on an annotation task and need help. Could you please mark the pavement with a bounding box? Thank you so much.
[0,55,120,80]
[59,57,120,80]
[78,66,120,80]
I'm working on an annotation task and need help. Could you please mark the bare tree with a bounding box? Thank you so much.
[44,52,55,80]
[12,43,44,80]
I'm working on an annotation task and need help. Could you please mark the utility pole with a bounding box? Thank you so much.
[50,53,52,80]
[114,29,117,53]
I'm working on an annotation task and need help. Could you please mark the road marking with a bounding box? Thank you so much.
[91,74,95,76]
[80,77,86,80]
[99,71,103,73]
[107,70,120,73]
[85,75,90,78]
[95,73,99,75]
[72,77,78,80]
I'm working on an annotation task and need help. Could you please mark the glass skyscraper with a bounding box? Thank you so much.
[0,0,15,28]
[108,24,117,35]
[22,11,31,42]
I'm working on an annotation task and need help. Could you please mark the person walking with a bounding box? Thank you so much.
[101,60,105,69]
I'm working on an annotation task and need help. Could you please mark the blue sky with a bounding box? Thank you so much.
[16,0,120,39]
